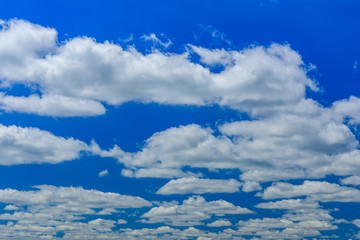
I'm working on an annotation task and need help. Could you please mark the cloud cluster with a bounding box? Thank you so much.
[141,196,253,226]
[156,177,241,195]
[0,185,151,208]
[105,96,360,184]
[0,185,151,239]
[260,180,360,202]
[228,197,338,239]
[0,19,315,117]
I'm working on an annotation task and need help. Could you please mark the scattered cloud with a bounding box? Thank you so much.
[256,198,320,210]
[0,185,151,208]
[354,60,358,70]
[156,177,241,195]
[0,93,106,117]
[141,196,253,226]
[0,185,152,239]
[242,181,262,192]
[341,175,360,185]
[142,33,172,49]
[207,219,232,227]
[98,169,109,178]
[260,181,360,202]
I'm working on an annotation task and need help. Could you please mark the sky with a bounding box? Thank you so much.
[0,0,359,239]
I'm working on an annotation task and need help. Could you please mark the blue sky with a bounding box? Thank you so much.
[0,0,359,239]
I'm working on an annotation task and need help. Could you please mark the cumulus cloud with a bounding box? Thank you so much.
[207,219,232,227]
[141,196,253,226]
[260,181,360,202]
[0,185,151,208]
[341,175,360,185]
[0,185,151,239]
[235,216,337,239]
[242,181,262,192]
[255,198,320,210]
[156,177,241,195]
[0,93,106,117]
[103,95,360,183]
[0,124,89,165]
[117,226,245,240]
[231,204,336,239]
[2,19,360,186]
[0,19,316,117]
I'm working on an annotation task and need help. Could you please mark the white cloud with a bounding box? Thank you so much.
[156,177,241,195]
[353,219,360,228]
[117,219,127,224]
[234,207,337,240]
[0,185,151,208]
[255,199,320,210]
[98,169,109,178]
[341,175,360,185]
[142,33,172,48]
[3,19,360,188]
[0,93,106,117]
[0,124,89,165]
[207,219,232,227]
[0,19,57,81]
[0,19,316,117]
[141,196,253,226]
[242,181,262,192]
[4,205,19,211]
[105,95,360,182]
[118,226,246,240]
[332,96,360,125]
[0,185,152,239]
[260,181,360,202]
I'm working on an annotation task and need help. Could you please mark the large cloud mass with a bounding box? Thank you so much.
[0,19,316,117]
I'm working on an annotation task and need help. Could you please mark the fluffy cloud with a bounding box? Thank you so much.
[156,177,241,195]
[0,124,89,165]
[207,220,232,227]
[0,19,316,117]
[260,181,360,202]
[0,93,106,117]
[0,185,151,239]
[3,19,360,187]
[255,199,320,210]
[231,205,336,239]
[0,185,151,208]
[242,181,262,192]
[234,217,337,239]
[118,226,246,240]
[340,175,360,185]
[104,95,360,183]
[141,196,253,226]
[98,169,109,178]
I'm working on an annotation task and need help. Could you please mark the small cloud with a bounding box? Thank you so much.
[207,220,232,227]
[98,169,109,178]
[354,60,359,71]
[117,219,127,224]
[194,25,233,48]
[4,205,19,211]
[141,33,172,49]
[119,34,134,45]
